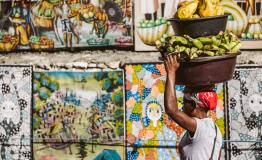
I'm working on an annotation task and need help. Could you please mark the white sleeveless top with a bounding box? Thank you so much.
[179,118,222,160]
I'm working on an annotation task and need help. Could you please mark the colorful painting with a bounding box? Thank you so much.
[226,65,262,160]
[0,66,32,160]
[134,0,175,51]
[125,63,225,160]
[0,0,132,52]
[33,71,124,144]
[34,143,124,160]
[222,0,262,49]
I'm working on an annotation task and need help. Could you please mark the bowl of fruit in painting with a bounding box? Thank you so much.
[136,17,169,45]
[0,32,18,52]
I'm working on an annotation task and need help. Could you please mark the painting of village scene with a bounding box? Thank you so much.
[34,143,124,160]
[0,0,132,52]
[33,71,124,145]
[223,0,262,49]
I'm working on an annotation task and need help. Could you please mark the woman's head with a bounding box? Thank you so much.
[182,85,218,118]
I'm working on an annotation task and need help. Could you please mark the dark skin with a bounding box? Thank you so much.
[164,54,208,133]
[163,54,221,159]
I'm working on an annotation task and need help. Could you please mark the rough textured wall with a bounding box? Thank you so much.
[0,51,260,70]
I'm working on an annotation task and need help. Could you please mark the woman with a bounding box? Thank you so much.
[164,54,222,160]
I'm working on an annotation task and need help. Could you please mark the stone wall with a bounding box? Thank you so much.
[1,50,261,70]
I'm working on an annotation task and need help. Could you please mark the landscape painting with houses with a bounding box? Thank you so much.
[33,71,124,145]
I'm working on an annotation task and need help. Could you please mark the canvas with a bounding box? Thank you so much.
[33,143,124,160]
[125,63,225,160]
[134,0,176,51]
[226,65,262,160]
[223,0,262,49]
[0,65,32,160]
[33,71,124,144]
[0,0,132,52]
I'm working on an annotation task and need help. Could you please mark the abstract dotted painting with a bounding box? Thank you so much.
[226,65,262,160]
[0,66,32,160]
[125,63,225,160]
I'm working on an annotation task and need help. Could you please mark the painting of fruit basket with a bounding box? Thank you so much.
[223,0,262,49]
[0,0,133,52]
[134,0,176,51]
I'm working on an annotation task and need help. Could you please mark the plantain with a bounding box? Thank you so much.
[184,48,191,55]
[231,43,241,53]
[211,36,221,46]
[185,35,203,49]
[197,37,213,44]
[203,50,215,56]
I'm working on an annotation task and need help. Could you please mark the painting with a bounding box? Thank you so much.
[134,0,175,51]
[226,65,262,160]
[222,0,262,49]
[34,143,124,160]
[0,66,32,160]
[0,0,132,52]
[33,71,124,144]
[125,63,225,160]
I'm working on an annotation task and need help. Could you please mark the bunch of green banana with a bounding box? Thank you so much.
[156,32,241,59]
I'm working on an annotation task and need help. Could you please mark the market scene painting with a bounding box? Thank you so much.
[0,0,132,52]
[33,71,124,145]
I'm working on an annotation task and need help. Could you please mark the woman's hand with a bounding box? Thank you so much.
[163,54,180,77]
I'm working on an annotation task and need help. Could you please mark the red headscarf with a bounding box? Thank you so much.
[184,91,218,110]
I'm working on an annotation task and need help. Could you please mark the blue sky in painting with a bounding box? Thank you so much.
[45,72,93,78]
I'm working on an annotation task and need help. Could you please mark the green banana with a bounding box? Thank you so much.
[216,48,226,55]
[228,41,238,50]
[184,48,191,55]
[211,44,219,50]
[231,43,241,53]
[203,45,212,50]
[190,47,198,53]
[185,35,203,49]
[203,50,215,56]
[177,46,186,53]
[223,33,230,44]
[212,36,221,46]
[197,37,213,45]
[175,36,188,45]
[219,43,230,51]
[167,46,175,53]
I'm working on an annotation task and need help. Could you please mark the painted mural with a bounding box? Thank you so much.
[226,66,262,160]
[34,143,124,160]
[0,66,32,160]
[0,0,132,52]
[134,0,176,51]
[33,71,124,145]
[222,0,262,49]
[125,63,225,160]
